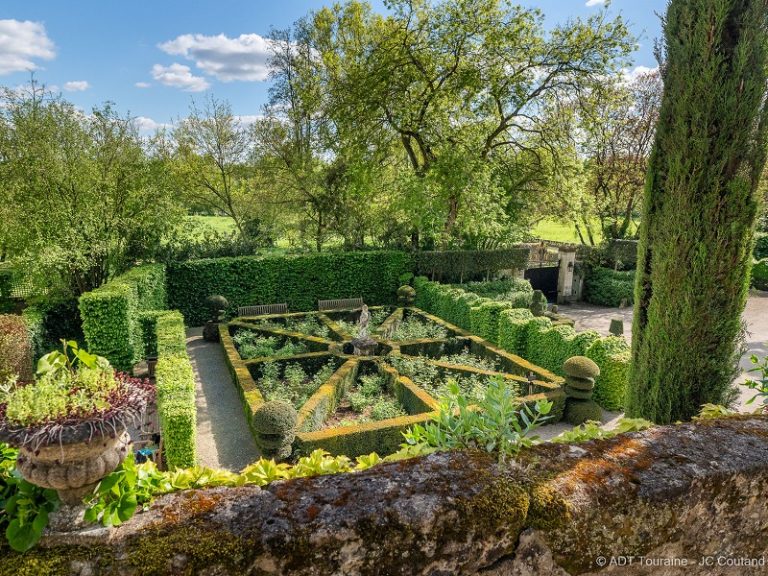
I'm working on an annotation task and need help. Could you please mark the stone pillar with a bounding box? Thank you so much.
[557,246,577,303]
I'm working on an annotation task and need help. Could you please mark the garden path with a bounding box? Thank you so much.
[186,327,260,470]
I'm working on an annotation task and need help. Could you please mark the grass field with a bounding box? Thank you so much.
[531,219,594,244]
[188,215,237,235]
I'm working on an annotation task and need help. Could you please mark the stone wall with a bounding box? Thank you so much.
[2,416,767,576]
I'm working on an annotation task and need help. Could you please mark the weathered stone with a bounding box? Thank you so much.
[2,416,767,576]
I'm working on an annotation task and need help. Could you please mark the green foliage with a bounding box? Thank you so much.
[390,316,448,341]
[233,331,307,359]
[563,400,602,425]
[2,342,120,427]
[694,404,736,420]
[155,311,186,357]
[744,354,768,412]
[754,233,768,260]
[583,267,635,307]
[585,337,631,411]
[167,252,412,325]
[20,307,46,360]
[550,416,653,443]
[0,89,183,298]
[403,379,552,463]
[751,259,768,291]
[155,350,196,469]
[497,309,535,355]
[252,400,298,458]
[81,448,384,533]
[628,0,768,424]
[470,301,512,343]
[414,250,529,283]
[79,264,167,370]
[455,278,534,308]
[256,360,337,408]
[334,373,407,426]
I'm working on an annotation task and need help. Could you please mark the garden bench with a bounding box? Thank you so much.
[318,297,364,311]
[237,303,288,317]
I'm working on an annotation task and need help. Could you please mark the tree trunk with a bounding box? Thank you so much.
[627,0,768,423]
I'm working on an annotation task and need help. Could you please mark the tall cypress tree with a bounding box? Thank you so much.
[627,0,768,423]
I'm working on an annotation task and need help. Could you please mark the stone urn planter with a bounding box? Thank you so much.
[0,344,154,505]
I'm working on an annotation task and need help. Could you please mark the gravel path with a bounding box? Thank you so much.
[187,328,260,471]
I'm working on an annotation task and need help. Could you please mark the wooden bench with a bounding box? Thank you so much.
[318,297,364,311]
[237,303,288,317]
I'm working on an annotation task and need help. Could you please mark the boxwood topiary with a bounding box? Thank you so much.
[564,400,602,425]
[563,356,600,380]
[252,401,298,459]
[585,337,631,411]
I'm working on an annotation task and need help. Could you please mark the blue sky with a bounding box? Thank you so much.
[0,0,665,130]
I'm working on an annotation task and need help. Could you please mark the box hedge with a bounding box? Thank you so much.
[79,265,167,370]
[167,251,413,326]
[497,309,535,355]
[413,248,529,283]
[583,267,635,307]
[584,336,631,411]
[469,301,512,344]
[155,352,197,469]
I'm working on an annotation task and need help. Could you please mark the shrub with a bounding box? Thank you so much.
[751,259,768,291]
[167,252,412,326]
[413,249,529,283]
[755,233,768,260]
[252,401,298,459]
[583,267,635,307]
[469,301,512,343]
[155,354,196,469]
[20,306,46,361]
[0,315,33,382]
[497,309,535,355]
[457,278,534,308]
[585,337,631,411]
[79,265,167,370]
[156,311,187,357]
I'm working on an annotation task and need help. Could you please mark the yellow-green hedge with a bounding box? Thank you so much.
[79,265,166,370]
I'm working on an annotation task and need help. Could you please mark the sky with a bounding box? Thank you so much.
[0,0,666,131]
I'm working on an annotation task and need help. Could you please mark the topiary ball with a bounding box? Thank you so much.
[252,401,298,459]
[563,356,600,380]
[397,285,416,304]
[564,399,603,425]
[253,401,298,435]
[206,294,229,321]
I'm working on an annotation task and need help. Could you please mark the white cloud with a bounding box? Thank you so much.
[135,81,151,88]
[63,80,89,92]
[585,0,606,6]
[0,19,55,75]
[159,33,272,82]
[133,116,170,133]
[151,63,209,92]
[623,65,659,82]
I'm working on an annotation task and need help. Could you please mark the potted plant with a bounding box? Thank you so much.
[0,341,154,505]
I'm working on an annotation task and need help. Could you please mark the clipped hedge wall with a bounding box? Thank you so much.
[413,248,529,283]
[751,259,768,291]
[153,309,195,469]
[755,233,768,260]
[583,267,636,307]
[79,265,167,370]
[455,278,534,308]
[585,336,631,411]
[155,353,196,469]
[167,252,413,326]
[469,301,512,344]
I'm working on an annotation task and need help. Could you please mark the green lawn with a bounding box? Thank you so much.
[531,219,597,244]
[188,215,237,235]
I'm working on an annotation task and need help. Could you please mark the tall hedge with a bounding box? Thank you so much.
[79,265,167,370]
[167,252,413,325]
[153,309,196,469]
[628,0,768,423]
[754,233,768,260]
[413,248,529,283]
